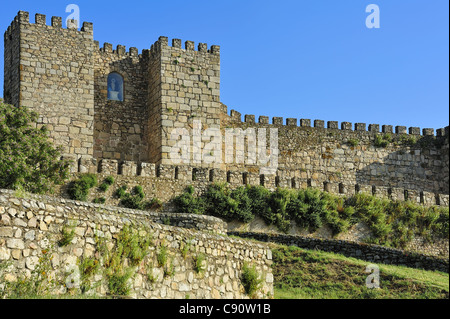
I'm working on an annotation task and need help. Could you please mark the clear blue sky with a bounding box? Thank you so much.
[1,0,448,129]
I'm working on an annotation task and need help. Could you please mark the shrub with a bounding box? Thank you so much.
[98,176,114,192]
[246,185,272,223]
[93,197,106,204]
[230,187,254,223]
[287,188,327,232]
[0,101,70,194]
[119,185,146,210]
[193,253,206,274]
[146,198,163,211]
[58,223,76,247]
[104,176,115,185]
[157,244,168,267]
[173,186,206,215]
[203,183,239,221]
[374,134,392,148]
[348,138,359,147]
[268,188,293,233]
[115,185,127,199]
[68,174,98,201]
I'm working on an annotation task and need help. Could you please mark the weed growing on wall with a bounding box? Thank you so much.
[116,185,162,211]
[241,262,263,298]
[99,224,153,297]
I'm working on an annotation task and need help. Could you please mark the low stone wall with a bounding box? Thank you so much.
[0,189,273,299]
[229,232,449,273]
[228,217,449,259]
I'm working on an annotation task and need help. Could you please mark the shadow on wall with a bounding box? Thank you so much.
[355,146,447,202]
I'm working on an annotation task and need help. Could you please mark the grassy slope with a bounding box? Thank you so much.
[271,244,449,299]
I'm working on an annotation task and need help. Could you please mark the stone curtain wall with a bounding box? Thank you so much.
[4,12,95,159]
[229,232,449,273]
[66,159,450,207]
[0,189,273,299]
[224,110,449,197]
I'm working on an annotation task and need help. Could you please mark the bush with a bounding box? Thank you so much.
[230,187,254,223]
[115,185,127,199]
[287,188,328,232]
[98,176,114,192]
[374,134,392,148]
[93,197,106,204]
[0,101,70,194]
[67,174,98,201]
[204,183,239,221]
[120,186,146,210]
[246,185,272,222]
[146,198,163,210]
[173,186,206,215]
[268,188,293,233]
[104,176,115,185]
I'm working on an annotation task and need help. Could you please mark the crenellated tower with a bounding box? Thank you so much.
[4,11,95,162]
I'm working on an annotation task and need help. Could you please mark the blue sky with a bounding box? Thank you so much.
[1,0,448,129]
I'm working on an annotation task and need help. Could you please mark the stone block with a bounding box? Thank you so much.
[286,118,298,126]
[327,121,338,129]
[314,120,325,128]
[396,126,407,134]
[300,119,311,127]
[382,125,393,134]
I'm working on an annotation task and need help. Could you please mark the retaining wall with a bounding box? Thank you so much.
[0,189,273,299]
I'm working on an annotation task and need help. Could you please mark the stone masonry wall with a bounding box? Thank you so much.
[4,12,95,159]
[93,42,150,163]
[223,109,449,197]
[151,37,222,167]
[0,189,273,299]
[65,159,450,208]
[229,232,449,273]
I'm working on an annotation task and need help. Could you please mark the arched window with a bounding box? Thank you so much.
[107,72,124,101]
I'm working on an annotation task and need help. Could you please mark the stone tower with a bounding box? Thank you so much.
[3,11,222,168]
[4,11,95,163]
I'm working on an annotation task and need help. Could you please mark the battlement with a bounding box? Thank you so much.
[94,41,144,59]
[150,36,220,55]
[4,11,93,38]
[62,156,449,207]
[230,110,449,138]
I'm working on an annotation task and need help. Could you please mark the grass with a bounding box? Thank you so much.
[271,244,449,299]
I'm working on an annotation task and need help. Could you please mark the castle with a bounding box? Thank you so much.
[0,10,449,300]
[3,11,449,207]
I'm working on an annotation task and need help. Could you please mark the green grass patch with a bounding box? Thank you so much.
[271,244,449,299]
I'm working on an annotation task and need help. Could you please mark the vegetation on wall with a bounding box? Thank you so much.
[174,184,449,250]
[0,100,70,194]
[68,174,98,201]
[116,185,162,211]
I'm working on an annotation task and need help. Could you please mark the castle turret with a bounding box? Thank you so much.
[4,11,95,162]
[147,36,221,166]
